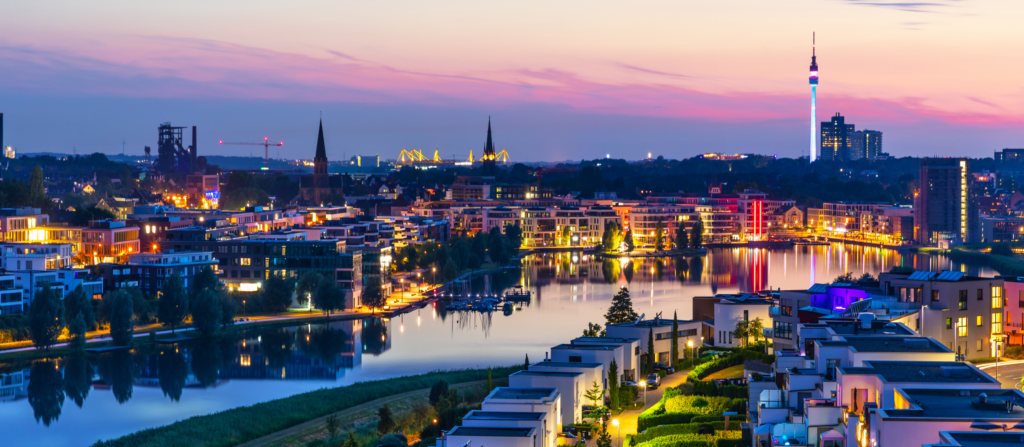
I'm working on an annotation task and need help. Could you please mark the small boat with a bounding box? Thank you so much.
[505,285,531,301]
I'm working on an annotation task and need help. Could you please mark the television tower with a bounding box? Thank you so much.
[809,32,819,162]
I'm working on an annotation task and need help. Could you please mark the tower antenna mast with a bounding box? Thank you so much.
[809,32,819,163]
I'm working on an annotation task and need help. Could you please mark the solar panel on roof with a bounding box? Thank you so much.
[907,271,928,280]
[808,284,829,293]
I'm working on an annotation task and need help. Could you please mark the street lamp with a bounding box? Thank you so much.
[639,380,647,407]
[400,278,405,303]
[612,419,620,447]
[432,267,436,287]
[242,300,246,316]
[687,339,694,363]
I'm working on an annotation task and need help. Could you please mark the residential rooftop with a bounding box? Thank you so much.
[447,427,535,437]
[530,361,604,368]
[927,431,1024,447]
[510,370,582,378]
[608,318,698,328]
[489,387,558,400]
[840,361,996,384]
[552,344,619,351]
[810,320,915,336]
[573,336,639,343]
[818,336,950,353]
[881,388,1024,420]
[462,411,545,421]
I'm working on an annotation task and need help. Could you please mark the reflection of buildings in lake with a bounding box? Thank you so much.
[226,319,362,380]
[0,369,26,402]
[362,317,391,356]
[735,249,768,293]
[707,250,738,292]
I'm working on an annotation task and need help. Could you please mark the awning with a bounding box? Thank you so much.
[754,425,771,435]
[820,429,844,440]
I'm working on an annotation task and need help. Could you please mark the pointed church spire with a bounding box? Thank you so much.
[484,117,495,157]
[315,119,328,162]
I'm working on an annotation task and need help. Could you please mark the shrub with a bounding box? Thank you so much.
[632,431,742,447]
[631,421,744,445]
[1005,345,1024,360]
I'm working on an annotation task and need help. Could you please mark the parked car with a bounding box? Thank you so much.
[621,380,638,388]
[653,362,670,371]
[646,373,661,389]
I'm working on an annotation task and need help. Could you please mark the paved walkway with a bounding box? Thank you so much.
[610,369,690,446]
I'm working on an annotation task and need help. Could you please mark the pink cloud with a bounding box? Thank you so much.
[1,35,1022,129]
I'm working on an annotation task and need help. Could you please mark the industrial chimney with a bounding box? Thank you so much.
[190,126,198,173]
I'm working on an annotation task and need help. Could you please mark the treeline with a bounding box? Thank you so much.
[393,225,523,280]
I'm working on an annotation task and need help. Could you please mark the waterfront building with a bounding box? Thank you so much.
[980,215,1024,243]
[0,274,25,315]
[879,270,1005,359]
[915,158,980,246]
[628,204,698,248]
[482,206,521,235]
[9,268,103,305]
[0,243,74,271]
[90,251,216,297]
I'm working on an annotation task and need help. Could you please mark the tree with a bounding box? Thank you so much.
[193,266,221,297]
[324,414,341,438]
[28,283,64,350]
[690,219,704,248]
[602,222,620,252]
[623,229,635,252]
[604,287,639,324]
[377,403,396,434]
[190,289,223,337]
[732,319,750,347]
[486,367,493,392]
[260,275,295,313]
[749,317,765,344]
[64,285,94,331]
[671,311,679,369]
[29,165,46,206]
[676,223,689,250]
[158,273,189,332]
[608,359,620,411]
[583,322,606,337]
[489,227,507,262]
[584,379,604,407]
[596,424,612,447]
[109,289,135,346]
[296,271,325,308]
[646,328,655,375]
[506,223,523,249]
[654,218,664,251]
[442,257,458,282]
[220,294,237,328]
[559,225,572,247]
[363,279,386,314]
[429,380,450,407]
[69,312,87,351]
[343,431,358,447]
[313,280,345,316]
[524,353,530,371]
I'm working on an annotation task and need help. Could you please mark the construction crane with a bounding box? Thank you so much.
[218,137,284,170]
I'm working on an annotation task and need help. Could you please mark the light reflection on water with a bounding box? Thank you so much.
[0,245,995,446]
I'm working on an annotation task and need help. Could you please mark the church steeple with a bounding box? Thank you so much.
[314,119,327,175]
[482,117,496,175]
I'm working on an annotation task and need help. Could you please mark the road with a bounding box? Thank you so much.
[976,359,1024,390]
[605,370,691,447]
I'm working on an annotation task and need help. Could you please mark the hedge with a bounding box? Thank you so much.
[636,391,745,431]
[688,350,773,381]
[631,421,743,445]
[632,431,742,447]
[92,366,519,447]
[686,380,748,398]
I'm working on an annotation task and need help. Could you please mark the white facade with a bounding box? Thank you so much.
[713,301,772,347]
[606,319,702,364]
[462,411,553,447]
[529,361,606,401]
[550,343,631,382]
[509,370,585,425]
[481,387,562,433]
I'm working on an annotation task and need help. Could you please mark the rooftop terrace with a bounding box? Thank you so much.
[489,387,557,400]
[883,388,1024,419]
[841,361,995,384]
[819,336,949,353]
[463,411,545,421]
[447,427,534,437]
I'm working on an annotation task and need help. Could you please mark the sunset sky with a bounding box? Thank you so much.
[2,0,1022,161]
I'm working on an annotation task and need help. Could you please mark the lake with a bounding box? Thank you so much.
[0,244,995,446]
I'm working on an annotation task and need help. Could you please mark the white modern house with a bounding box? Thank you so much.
[509,370,585,425]
[712,294,773,347]
[481,387,562,433]
[0,274,25,315]
[866,388,1024,447]
[569,337,640,380]
[606,317,701,364]
[436,427,537,447]
[461,411,553,447]
[529,360,606,400]
[550,340,636,382]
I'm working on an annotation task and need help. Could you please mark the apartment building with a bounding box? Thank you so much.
[0,243,75,271]
[880,270,1006,359]
[736,190,795,240]
[482,207,521,234]
[82,220,141,264]
[91,251,217,297]
[509,370,585,426]
[628,204,697,248]
[0,274,25,315]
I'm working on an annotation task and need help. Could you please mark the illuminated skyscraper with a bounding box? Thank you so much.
[809,33,818,162]
[915,158,979,245]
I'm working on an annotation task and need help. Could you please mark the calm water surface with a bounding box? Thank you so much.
[0,244,996,446]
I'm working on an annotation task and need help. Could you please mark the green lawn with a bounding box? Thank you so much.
[703,364,745,380]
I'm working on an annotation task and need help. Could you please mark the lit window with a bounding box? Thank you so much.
[992,287,1003,308]
[992,313,1002,335]
[957,317,967,337]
